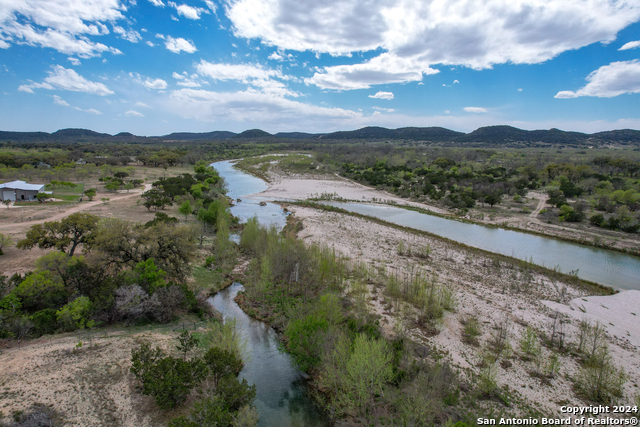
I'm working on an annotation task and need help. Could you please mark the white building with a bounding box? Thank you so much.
[0,180,45,202]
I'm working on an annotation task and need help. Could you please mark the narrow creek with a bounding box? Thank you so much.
[209,160,330,427]
[208,284,330,427]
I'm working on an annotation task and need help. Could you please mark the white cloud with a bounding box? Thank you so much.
[67,57,81,66]
[369,91,394,100]
[155,33,165,40]
[113,26,142,43]
[619,40,640,50]
[518,88,523,92]
[464,107,488,113]
[52,94,102,114]
[227,0,640,90]
[555,60,640,98]
[204,0,217,13]
[144,78,168,90]
[168,2,207,20]
[53,95,70,106]
[125,110,144,117]
[164,36,196,53]
[19,65,113,95]
[196,60,295,96]
[0,0,126,56]
[146,41,155,47]
[305,53,438,90]
[268,50,294,62]
[168,88,361,128]
[148,0,165,6]
[372,106,394,112]
[172,71,201,87]
[134,101,149,107]
[453,80,459,84]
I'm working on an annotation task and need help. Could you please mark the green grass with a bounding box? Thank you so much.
[190,266,228,293]
[51,182,84,202]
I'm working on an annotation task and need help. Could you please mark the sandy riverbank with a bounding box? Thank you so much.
[251,167,640,415]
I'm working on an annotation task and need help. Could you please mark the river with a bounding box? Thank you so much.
[210,161,330,427]
[209,159,639,426]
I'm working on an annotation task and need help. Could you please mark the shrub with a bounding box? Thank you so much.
[575,348,627,404]
[56,296,94,331]
[285,314,329,371]
[518,326,541,360]
[461,315,481,346]
[136,355,208,409]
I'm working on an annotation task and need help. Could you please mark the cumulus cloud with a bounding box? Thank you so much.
[555,60,640,98]
[226,0,640,90]
[372,106,394,112]
[144,78,168,90]
[113,26,142,43]
[0,0,126,56]
[19,65,113,95]
[67,57,81,66]
[82,108,102,115]
[619,40,640,50]
[148,0,165,6]
[164,36,196,53]
[134,101,149,107]
[305,53,438,90]
[464,107,488,113]
[168,2,207,20]
[195,60,296,96]
[369,91,394,100]
[125,110,144,117]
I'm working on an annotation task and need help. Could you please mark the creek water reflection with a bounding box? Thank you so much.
[210,161,330,427]
[208,284,330,427]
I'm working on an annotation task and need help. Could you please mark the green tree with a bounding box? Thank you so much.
[203,347,243,387]
[285,314,328,371]
[56,296,94,331]
[142,189,173,212]
[84,188,97,201]
[17,212,99,256]
[10,271,66,312]
[139,356,208,409]
[176,330,200,360]
[179,200,192,221]
[0,232,12,255]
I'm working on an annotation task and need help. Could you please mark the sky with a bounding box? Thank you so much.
[1,0,640,136]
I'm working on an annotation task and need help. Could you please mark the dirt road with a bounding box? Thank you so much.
[0,184,151,231]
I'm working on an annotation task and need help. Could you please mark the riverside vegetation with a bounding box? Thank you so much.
[1,139,639,426]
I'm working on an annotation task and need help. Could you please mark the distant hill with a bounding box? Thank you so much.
[275,132,323,139]
[1,125,639,145]
[233,129,273,139]
[591,129,640,143]
[161,131,237,140]
[320,126,464,141]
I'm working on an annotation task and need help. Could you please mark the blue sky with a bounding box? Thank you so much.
[1,0,640,136]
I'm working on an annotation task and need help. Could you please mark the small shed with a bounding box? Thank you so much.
[0,180,45,202]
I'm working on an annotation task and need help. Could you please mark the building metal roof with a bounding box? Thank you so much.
[0,180,45,191]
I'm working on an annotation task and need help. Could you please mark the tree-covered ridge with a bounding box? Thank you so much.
[2,125,640,145]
